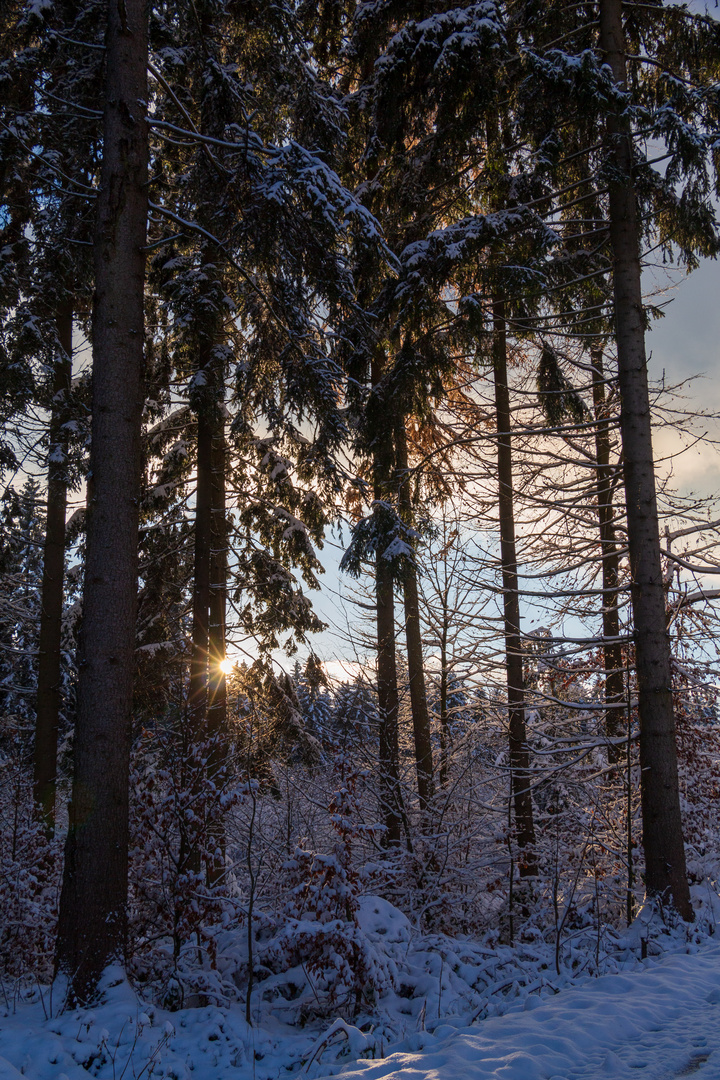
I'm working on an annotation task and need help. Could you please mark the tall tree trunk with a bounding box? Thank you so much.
[492,296,536,876]
[375,540,404,847]
[55,0,149,1000]
[206,416,227,884]
[371,359,405,847]
[189,401,213,728]
[186,7,230,880]
[590,346,625,762]
[439,622,449,786]
[183,371,220,881]
[395,419,434,810]
[189,9,228,739]
[207,420,227,736]
[34,301,72,832]
[599,0,691,919]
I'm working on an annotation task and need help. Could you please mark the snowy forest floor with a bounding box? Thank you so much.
[2,889,720,1080]
[322,939,720,1080]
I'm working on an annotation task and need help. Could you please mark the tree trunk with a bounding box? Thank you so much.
[55,0,149,1000]
[189,402,213,728]
[590,347,625,762]
[186,12,230,879]
[492,296,536,876]
[183,371,220,881]
[34,301,72,832]
[371,358,405,847]
[439,624,449,786]
[599,0,692,919]
[375,540,404,847]
[206,416,227,884]
[395,419,434,810]
[207,419,227,737]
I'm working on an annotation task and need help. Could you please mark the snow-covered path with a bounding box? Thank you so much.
[319,943,720,1080]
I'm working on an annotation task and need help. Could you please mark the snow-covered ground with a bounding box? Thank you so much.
[318,943,720,1080]
[1,901,719,1079]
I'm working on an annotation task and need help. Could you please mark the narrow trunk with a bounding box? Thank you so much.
[34,302,72,832]
[375,542,404,847]
[182,386,215,881]
[439,626,449,787]
[206,418,227,885]
[188,20,229,882]
[492,297,536,876]
[590,347,625,762]
[371,358,405,846]
[189,404,213,727]
[395,420,434,810]
[207,420,227,736]
[190,1,226,740]
[599,0,691,919]
[55,0,149,1000]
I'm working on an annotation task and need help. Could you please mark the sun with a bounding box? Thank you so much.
[219,657,234,676]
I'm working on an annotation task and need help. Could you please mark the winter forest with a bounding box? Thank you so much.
[3,0,720,1076]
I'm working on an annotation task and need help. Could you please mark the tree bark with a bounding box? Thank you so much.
[184,364,223,882]
[206,415,227,884]
[207,420,227,737]
[189,402,213,728]
[34,301,72,832]
[185,8,230,880]
[590,347,625,762]
[55,0,149,1000]
[599,0,691,919]
[492,296,536,876]
[371,359,405,847]
[439,622,450,787]
[375,540,404,847]
[395,419,434,811]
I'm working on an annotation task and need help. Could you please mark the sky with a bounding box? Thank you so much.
[647,260,720,497]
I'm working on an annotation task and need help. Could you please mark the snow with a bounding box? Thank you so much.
[382,536,415,561]
[24,0,53,18]
[375,4,506,82]
[2,909,720,1078]
[317,943,720,1079]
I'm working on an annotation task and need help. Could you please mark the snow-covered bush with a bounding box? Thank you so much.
[0,748,60,981]
[256,756,392,1018]
[128,721,240,1006]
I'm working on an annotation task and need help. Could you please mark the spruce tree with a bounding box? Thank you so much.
[55,0,150,999]
[589,345,625,759]
[597,0,691,917]
[1,0,99,831]
[517,0,720,916]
